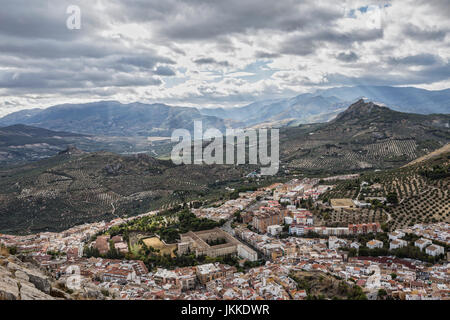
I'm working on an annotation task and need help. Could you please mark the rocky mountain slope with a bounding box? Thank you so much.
[0,246,110,300]
[315,85,450,115]
[0,248,56,300]
[1,87,447,138]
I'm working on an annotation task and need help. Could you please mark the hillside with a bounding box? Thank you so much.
[0,124,160,166]
[403,143,450,167]
[279,100,450,173]
[0,125,89,165]
[322,151,449,230]
[0,101,234,137]
[0,152,247,234]
[146,100,450,173]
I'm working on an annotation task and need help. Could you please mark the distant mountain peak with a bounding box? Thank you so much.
[333,99,382,120]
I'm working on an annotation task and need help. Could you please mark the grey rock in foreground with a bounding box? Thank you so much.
[0,256,54,300]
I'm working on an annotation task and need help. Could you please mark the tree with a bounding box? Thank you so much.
[387,192,398,205]
[378,289,388,299]
[347,285,368,300]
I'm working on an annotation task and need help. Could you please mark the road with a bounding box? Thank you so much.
[221,219,234,235]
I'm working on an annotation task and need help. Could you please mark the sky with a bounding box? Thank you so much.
[0,0,449,116]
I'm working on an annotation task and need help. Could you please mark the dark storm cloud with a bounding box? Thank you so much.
[0,36,128,59]
[281,28,383,56]
[0,0,175,93]
[388,54,442,66]
[118,55,175,70]
[255,51,281,59]
[336,51,359,63]
[154,66,176,76]
[403,24,448,41]
[324,63,450,87]
[0,70,162,91]
[193,58,230,67]
[106,0,343,40]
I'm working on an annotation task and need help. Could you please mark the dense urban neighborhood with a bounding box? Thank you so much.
[1,176,448,300]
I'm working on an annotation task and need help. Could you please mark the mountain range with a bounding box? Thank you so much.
[0,101,235,137]
[0,86,448,138]
[200,86,450,126]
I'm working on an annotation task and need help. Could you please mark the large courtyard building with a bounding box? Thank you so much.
[178,228,258,262]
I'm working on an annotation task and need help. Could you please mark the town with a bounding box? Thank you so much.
[1,176,449,300]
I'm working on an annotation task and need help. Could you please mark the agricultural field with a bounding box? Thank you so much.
[319,207,387,227]
[324,179,361,200]
[0,151,247,234]
[320,152,450,230]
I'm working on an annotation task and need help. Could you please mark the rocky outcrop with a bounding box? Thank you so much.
[104,163,122,175]
[26,269,52,294]
[0,271,19,300]
[82,283,105,300]
[50,287,73,300]
[58,145,85,156]
[6,261,52,294]
[0,255,54,300]
[19,282,53,300]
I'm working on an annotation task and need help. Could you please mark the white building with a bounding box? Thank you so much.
[353,200,371,208]
[284,216,294,225]
[388,231,405,241]
[289,224,304,236]
[390,239,408,250]
[267,225,283,236]
[350,242,361,250]
[425,244,445,257]
[366,240,383,249]
[237,244,258,262]
[328,236,348,250]
[415,238,432,251]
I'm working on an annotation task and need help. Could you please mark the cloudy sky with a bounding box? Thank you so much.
[0,0,449,116]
